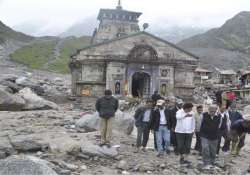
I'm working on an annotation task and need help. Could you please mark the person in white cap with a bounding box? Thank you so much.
[151,99,172,157]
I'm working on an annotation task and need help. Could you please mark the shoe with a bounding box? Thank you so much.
[202,165,212,170]
[105,143,111,148]
[141,147,146,152]
[156,152,163,157]
[166,150,171,155]
[183,160,191,164]
[134,147,140,153]
[99,143,106,147]
[180,157,185,164]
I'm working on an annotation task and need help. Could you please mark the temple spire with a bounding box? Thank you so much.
[116,0,122,10]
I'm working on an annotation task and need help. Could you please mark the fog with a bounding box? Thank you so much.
[0,0,249,36]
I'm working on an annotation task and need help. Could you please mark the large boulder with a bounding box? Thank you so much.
[0,155,58,175]
[18,88,58,110]
[0,87,25,111]
[10,135,49,152]
[76,110,134,135]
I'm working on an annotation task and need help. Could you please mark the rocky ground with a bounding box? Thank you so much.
[1,107,250,175]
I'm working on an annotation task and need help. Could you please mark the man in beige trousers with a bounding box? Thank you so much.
[96,89,119,147]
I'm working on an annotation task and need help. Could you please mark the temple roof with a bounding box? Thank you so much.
[97,8,142,21]
[71,31,199,60]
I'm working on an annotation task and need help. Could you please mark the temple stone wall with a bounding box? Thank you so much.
[106,62,126,96]
[78,33,197,62]
[81,64,105,82]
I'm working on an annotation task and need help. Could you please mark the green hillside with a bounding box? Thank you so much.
[10,36,91,73]
[10,39,58,69]
[49,36,91,73]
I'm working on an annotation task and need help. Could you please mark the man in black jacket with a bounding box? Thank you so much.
[134,99,153,152]
[96,90,119,147]
[200,105,221,169]
[151,99,172,156]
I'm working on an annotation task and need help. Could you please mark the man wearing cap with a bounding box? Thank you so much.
[151,99,172,157]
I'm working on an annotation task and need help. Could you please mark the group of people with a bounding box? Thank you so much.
[134,91,250,170]
[95,89,250,170]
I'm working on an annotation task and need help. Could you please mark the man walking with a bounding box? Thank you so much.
[151,99,172,157]
[134,99,153,152]
[175,103,195,164]
[200,105,221,169]
[95,89,119,147]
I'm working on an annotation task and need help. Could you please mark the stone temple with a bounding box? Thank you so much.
[69,0,199,98]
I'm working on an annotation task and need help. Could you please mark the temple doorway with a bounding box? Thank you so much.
[132,72,150,97]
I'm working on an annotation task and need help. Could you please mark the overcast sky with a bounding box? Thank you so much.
[0,0,250,36]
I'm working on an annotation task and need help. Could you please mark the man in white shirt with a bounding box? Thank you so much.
[175,103,195,164]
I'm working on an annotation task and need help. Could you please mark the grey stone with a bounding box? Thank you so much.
[117,160,129,170]
[0,137,15,157]
[10,136,48,152]
[76,110,134,135]
[18,88,59,110]
[60,162,78,171]
[75,113,99,132]
[15,76,36,87]
[0,87,25,111]
[0,155,58,175]
[0,80,22,93]
[138,163,155,172]
[0,84,14,94]
[81,142,118,158]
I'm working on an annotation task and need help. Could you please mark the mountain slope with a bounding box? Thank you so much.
[10,36,91,73]
[178,11,250,69]
[0,21,34,44]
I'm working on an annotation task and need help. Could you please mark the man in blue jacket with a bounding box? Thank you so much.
[96,90,119,147]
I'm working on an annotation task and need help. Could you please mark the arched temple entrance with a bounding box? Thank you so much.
[132,72,150,97]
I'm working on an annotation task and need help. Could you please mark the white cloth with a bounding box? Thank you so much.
[159,109,167,125]
[175,109,195,133]
[195,112,203,132]
[143,109,151,122]
[218,110,231,131]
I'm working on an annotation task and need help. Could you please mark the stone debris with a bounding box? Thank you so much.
[0,155,58,175]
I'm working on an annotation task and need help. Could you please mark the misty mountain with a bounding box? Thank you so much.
[60,16,98,37]
[178,11,250,69]
[0,21,33,44]
[61,17,207,43]
[149,26,207,43]
[0,20,34,57]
